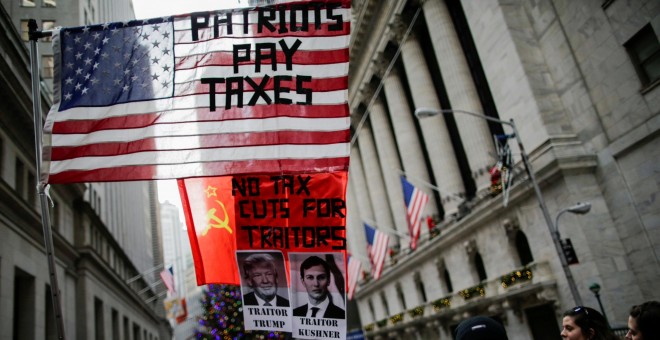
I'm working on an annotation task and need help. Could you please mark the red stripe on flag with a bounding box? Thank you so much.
[407,190,428,250]
[371,231,389,280]
[47,157,349,183]
[52,103,349,134]
[51,130,350,160]
[347,257,362,300]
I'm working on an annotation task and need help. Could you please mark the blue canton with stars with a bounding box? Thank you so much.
[58,17,174,111]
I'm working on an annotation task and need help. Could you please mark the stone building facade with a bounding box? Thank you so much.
[347,0,660,339]
[0,1,170,339]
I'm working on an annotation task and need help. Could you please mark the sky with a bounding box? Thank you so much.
[132,0,247,19]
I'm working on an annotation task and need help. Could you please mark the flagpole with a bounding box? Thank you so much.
[363,219,410,239]
[28,19,66,340]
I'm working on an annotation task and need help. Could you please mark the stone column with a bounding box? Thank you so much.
[367,95,410,248]
[349,145,375,226]
[422,0,496,192]
[390,18,465,215]
[347,177,370,270]
[379,61,440,220]
[357,119,399,248]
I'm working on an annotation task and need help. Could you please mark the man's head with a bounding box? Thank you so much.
[455,316,508,340]
[299,256,331,304]
[243,253,279,301]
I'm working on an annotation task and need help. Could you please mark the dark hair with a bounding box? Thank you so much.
[299,255,329,278]
[563,306,618,340]
[242,253,277,280]
[629,301,660,339]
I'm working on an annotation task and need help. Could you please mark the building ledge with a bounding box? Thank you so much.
[362,262,558,337]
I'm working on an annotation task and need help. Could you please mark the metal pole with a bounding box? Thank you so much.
[28,19,66,340]
[509,119,583,306]
[594,292,609,326]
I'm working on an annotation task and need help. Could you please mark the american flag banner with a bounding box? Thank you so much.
[41,0,351,184]
[401,176,429,250]
[364,223,389,280]
[347,254,362,300]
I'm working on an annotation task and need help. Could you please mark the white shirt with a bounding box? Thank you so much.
[254,294,276,307]
[306,296,330,318]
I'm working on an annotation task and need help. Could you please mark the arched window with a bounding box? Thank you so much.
[396,283,406,310]
[414,272,427,303]
[474,252,487,282]
[380,291,390,316]
[368,298,375,321]
[516,230,534,266]
[444,268,453,293]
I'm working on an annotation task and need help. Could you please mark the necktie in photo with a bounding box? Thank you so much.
[311,307,320,317]
[264,301,272,306]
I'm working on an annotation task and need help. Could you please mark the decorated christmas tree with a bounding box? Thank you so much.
[196,284,288,340]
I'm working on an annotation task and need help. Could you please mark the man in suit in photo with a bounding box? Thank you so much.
[242,253,289,307]
[293,255,345,319]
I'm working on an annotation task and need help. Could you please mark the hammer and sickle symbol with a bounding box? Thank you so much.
[202,200,232,236]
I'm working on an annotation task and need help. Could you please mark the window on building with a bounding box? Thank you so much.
[13,267,36,339]
[43,0,56,7]
[516,230,534,266]
[414,272,427,303]
[379,291,390,317]
[474,252,488,282]
[444,268,453,293]
[27,171,36,207]
[42,55,54,78]
[112,309,119,340]
[21,0,36,7]
[41,20,55,42]
[625,25,660,87]
[20,20,30,41]
[396,283,406,310]
[15,158,26,198]
[133,322,142,340]
[95,297,105,340]
[123,317,130,340]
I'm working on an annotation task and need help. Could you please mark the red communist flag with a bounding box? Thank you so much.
[179,172,348,286]
[179,176,241,285]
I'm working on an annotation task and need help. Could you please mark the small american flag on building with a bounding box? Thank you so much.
[42,1,350,184]
[160,267,176,295]
[364,223,389,280]
[347,254,362,300]
[401,176,429,250]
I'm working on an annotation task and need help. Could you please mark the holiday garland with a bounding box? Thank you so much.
[408,306,425,318]
[432,296,452,312]
[458,284,485,300]
[500,267,533,288]
[390,313,404,325]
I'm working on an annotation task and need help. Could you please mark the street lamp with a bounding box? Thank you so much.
[589,283,610,327]
[414,107,585,305]
[554,202,591,306]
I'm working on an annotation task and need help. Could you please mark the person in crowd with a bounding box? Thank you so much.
[626,300,660,340]
[455,315,509,340]
[561,306,618,340]
[242,253,289,307]
[293,255,345,319]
